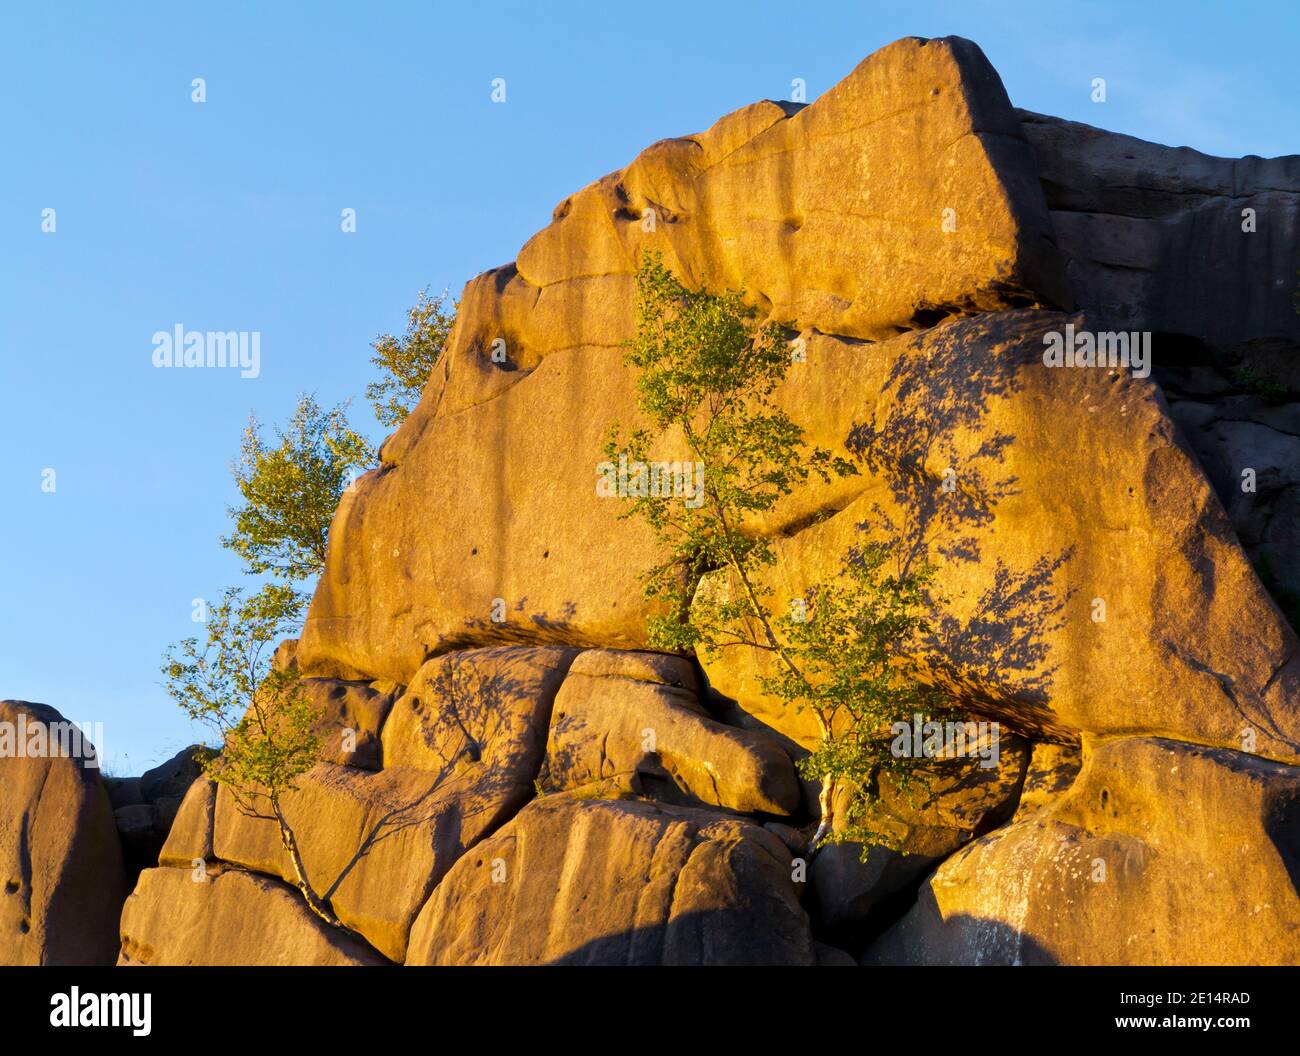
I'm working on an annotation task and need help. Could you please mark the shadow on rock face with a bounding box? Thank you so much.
[846,314,1075,731]
[862,912,1060,966]
[542,908,815,966]
[1266,791,1300,900]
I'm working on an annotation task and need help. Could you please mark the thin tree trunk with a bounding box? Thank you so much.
[714,501,836,856]
[808,776,835,853]
[272,799,343,929]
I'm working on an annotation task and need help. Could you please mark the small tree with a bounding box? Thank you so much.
[222,394,374,581]
[764,543,949,846]
[367,288,457,428]
[608,252,948,853]
[162,584,343,927]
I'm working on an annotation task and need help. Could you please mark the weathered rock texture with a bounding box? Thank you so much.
[810,732,1028,938]
[1168,396,1300,612]
[0,701,125,965]
[209,652,567,961]
[301,678,399,770]
[1018,110,1300,355]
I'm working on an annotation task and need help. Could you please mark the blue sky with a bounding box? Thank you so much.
[2,0,1296,772]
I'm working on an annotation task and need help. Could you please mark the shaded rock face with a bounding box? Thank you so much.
[1167,397,1300,618]
[0,701,125,965]
[405,796,815,966]
[865,737,1300,965]
[140,743,210,801]
[1018,110,1300,619]
[106,744,216,883]
[1018,110,1300,357]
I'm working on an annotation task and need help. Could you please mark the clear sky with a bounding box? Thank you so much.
[2,0,1297,773]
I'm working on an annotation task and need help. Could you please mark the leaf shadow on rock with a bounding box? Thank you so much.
[232,656,561,933]
[844,314,1076,734]
[444,598,591,651]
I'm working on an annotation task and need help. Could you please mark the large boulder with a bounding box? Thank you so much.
[211,765,480,962]
[296,35,1070,684]
[865,737,1300,965]
[380,645,574,780]
[157,778,215,868]
[0,700,125,965]
[543,649,801,814]
[139,744,213,801]
[405,795,816,965]
[696,310,1300,763]
[118,866,387,966]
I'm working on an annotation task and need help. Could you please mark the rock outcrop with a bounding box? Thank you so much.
[8,32,1299,968]
[295,35,1073,685]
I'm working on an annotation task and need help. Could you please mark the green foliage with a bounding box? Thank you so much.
[605,251,855,655]
[1234,365,1287,402]
[765,543,951,844]
[609,252,946,854]
[162,584,318,815]
[222,394,375,581]
[367,288,457,428]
